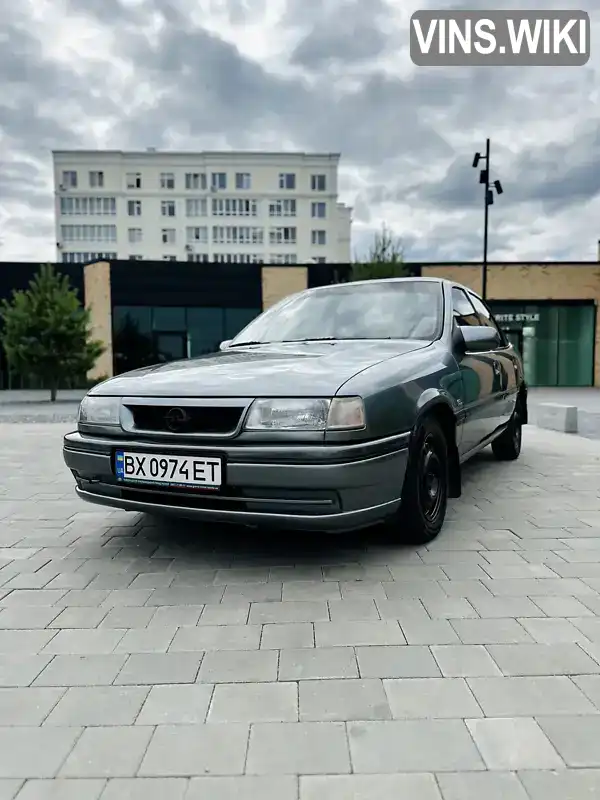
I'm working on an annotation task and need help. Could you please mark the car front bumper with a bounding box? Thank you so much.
[63,430,410,532]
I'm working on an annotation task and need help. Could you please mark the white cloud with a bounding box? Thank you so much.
[0,0,599,263]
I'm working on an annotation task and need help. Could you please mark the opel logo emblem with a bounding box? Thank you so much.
[165,407,189,432]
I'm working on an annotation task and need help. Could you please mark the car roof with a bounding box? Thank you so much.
[302,276,478,297]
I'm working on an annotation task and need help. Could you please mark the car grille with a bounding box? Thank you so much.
[128,404,245,435]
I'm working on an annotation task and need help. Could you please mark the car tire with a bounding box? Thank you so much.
[385,415,449,545]
[491,404,522,461]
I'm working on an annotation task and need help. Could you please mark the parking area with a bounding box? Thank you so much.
[1,423,600,798]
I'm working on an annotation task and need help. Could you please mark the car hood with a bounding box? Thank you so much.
[92,340,432,397]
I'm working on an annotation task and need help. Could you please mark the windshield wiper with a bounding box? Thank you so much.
[280,337,396,342]
[231,338,339,346]
[231,337,397,346]
[279,337,338,343]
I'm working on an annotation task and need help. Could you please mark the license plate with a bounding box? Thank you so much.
[115,451,222,489]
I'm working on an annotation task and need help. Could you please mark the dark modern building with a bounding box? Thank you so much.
[0,259,598,389]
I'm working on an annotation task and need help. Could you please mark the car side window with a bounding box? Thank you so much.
[468,293,507,345]
[451,288,480,326]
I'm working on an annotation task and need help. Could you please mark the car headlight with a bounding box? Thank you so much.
[78,395,121,426]
[244,397,365,431]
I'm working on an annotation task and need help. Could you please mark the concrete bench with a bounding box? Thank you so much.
[576,409,600,440]
[535,403,578,434]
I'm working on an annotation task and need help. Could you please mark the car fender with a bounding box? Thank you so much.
[412,389,462,498]
[416,388,462,430]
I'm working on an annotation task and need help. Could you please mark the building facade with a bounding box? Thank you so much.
[1,259,598,390]
[419,263,600,389]
[71,260,599,388]
[52,150,352,266]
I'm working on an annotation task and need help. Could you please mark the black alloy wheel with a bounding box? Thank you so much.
[386,415,449,545]
[417,432,445,525]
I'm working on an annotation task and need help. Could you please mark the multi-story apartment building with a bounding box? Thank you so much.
[52,150,352,265]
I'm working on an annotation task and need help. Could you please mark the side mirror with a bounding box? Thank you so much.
[458,325,501,353]
[219,340,233,351]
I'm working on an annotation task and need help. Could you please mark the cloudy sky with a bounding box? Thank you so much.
[1,0,599,263]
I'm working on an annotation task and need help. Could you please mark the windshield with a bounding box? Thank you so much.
[231,280,443,345]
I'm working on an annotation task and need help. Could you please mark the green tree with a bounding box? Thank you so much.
[0,263,104,401]
[351,223,409,281]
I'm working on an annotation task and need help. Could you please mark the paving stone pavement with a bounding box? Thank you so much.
[1,423,600,798]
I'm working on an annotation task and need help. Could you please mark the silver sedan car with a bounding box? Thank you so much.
[63,277,527,544]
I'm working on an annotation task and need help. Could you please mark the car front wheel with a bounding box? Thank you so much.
[385,415,449,545]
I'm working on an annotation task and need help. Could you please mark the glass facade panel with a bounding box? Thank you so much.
[112,306,156,375]
[529,305,559,387]
[557,305,595,386]
[156,333,187,362]
[224,308,258,339]
[187,308,223,357]
[490,302,594,387]
[112,305,260,374]
[153,306,186,331]
[112,305,152,334]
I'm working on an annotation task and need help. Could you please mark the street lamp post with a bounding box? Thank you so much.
[472,138,503,300]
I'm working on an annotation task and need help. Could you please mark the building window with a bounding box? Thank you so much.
[186,198,207,217]
[211,172,227,190]
[269,254,297,264]
[187,253,210,262]
[59,197,116,215]
[213,253,264,264]
[161,200,176,217]
[161,228,176,244]
[185,172,207,190]
[61,170,77,188]
[129,255,142,260]
[162,255,177,261]
[311,202,326,218]
[128,227,142,243]
[235,172,251,189]
[212,198,258,217]
[311,174,326,191]
[127,200,142,216]
[212,226,264,245]
[60,225,117,242]
[186,226,208,244]
[269,226,297,245]
[160,172,175,189]
[126,172,142,189]
[89,171,104,188]
[61,251,117,263]
[269,199,296,217]
[313,256,327,263]
[278,173,296,190]
[311,229,327,245]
